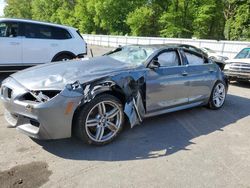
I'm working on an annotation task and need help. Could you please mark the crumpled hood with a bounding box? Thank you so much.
[11,56,136,90]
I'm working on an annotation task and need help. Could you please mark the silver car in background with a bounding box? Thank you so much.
[0,45,228,145]
[224,47,250,83]
[201,47,229,63]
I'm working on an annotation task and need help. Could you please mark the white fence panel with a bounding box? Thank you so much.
[82,34,250,58]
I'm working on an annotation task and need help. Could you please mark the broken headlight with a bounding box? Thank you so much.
[224,63,231,70]
[60,81,84,98]
[20,90,61,102]
[66,81,83,91]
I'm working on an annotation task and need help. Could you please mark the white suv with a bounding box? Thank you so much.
[0,18,87,72]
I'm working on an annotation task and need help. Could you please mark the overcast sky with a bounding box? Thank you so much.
[0,0,6,16]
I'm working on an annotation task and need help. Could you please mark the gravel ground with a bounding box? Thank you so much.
[0,46,250,188]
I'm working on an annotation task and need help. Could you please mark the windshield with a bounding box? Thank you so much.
[204,47,216,53]
[235,48,250,59]
[107,46,155,65]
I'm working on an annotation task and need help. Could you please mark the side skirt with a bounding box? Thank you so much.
[145,101,204,118]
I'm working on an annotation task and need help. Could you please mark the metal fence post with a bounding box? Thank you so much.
[221,42,225,55]
[108,35,110,47]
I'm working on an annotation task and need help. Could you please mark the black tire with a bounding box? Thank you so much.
[74,94,124,145]
[52,54,74,62]
[208,81,227,110]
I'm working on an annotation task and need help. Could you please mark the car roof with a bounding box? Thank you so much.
[122,44,208,61]
[0,18,77,30]
[126,43,201,51]
[126,44,179,49]
[136,43,208,56]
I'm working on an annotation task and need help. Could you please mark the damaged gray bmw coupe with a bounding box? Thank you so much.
[0,45,228,145]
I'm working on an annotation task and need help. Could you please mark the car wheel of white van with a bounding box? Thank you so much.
[53,54,74,62]
[208,81,226,110]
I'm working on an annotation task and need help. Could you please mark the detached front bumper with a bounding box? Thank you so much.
[0,78,83,140]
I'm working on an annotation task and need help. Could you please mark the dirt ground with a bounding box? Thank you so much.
[0,162,51,188]
[0,46,250,188]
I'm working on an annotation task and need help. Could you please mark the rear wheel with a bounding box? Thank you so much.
[208,81,226,110]
[52,54,74,62]
[74,94,124,145]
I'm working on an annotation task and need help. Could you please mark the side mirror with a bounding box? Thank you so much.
[149,59,160,69]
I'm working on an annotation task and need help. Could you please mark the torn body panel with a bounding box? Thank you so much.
[124,91,145,127]
[70,71,147,128]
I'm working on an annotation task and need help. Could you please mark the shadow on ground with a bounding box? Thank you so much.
[230,81,250,88]
[33,93,250,161]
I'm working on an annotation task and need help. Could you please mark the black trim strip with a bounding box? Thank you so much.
[0,65,38,72]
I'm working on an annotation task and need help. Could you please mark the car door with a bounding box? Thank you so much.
[22,23,54,65]
[0,21,22,66]
[182,49,216,103]
[146,49,189,113]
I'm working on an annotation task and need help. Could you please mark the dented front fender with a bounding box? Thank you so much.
[68,71,147,128]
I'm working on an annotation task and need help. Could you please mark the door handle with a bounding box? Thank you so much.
[10,42,20,45]
[51,43,58,47]
[182,71,188,76]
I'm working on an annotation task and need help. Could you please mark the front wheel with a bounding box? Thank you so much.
[74,94,124,145]
[208,81,227,110]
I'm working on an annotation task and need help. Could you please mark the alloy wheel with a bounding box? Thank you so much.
[213,83,226,108]
[85,100,122,143]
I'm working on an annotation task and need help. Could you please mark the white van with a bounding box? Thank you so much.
[0,18,87,72]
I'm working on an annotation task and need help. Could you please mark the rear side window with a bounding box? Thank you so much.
[0,22,20,38]
[52,27,72,39]
[157,51,180,67]
[76,30,83,39]
[185,51,204,65]
[24,23,72,40]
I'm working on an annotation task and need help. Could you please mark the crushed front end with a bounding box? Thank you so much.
[0,71,147,140]
[0,77,83,139]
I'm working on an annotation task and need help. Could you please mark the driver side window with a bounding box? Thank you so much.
[0,22,20,38]
[157,51,180,67]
